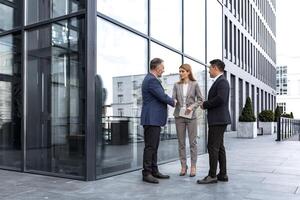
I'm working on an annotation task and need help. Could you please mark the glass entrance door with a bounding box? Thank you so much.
[25,17,86,177]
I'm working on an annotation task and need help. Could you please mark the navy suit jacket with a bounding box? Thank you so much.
[203,75,231,125]
[140,73,174,126]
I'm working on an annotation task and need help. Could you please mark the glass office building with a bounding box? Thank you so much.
[0,0,224,180]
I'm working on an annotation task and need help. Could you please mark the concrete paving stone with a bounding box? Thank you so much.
[273,168,300,176]
[2,189,97,200]
[1,134,300,200]
[262,175,300,187]
[245,190,300,200]
[0,185,35,199]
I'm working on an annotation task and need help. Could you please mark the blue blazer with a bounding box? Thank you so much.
[203,75,231,125]
[140,73,175,126]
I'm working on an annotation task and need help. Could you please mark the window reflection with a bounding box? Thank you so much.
[0,1,21,32]
[0,33,22,169]
[26,17,85,177]
[97,18,147,176]
[97,0,148,34]
[151,0,182,50]
[207,0,223,61]
[184,0,205,61]
[26,0,85,25]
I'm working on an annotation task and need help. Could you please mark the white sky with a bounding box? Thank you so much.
[276,0,300,74]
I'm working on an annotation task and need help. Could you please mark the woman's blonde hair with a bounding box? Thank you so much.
[178,64,196,84]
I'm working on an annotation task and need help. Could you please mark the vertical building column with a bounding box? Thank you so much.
[85,0,97,181]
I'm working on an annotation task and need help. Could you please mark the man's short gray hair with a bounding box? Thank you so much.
[150,58,164,70]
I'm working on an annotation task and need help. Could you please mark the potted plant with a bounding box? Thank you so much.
[258,110,275,135]
[238,97,257,138]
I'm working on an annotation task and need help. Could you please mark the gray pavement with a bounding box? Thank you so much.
[1,133,300,200]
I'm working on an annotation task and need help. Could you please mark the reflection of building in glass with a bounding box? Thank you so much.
[223,0,277,130]
[112,72,206,118]
[276,65,300,118]
[112,73,179,118]
[0,82,11,127]
[112,74,144,117]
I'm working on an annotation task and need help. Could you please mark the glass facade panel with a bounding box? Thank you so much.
[0,1,21,32]
[151,0,182,50]
[25,17,85,177]
[26,0,85,24]
[184,0,205,61]
[0,33,22,169]
[207,0,223,61]
[183,58,206,154]
[97,0,148,34]
[96,18,147,177]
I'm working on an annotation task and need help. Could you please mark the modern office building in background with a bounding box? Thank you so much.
[223,0,277,130]
[276,65,300,118]
[0,0,276,181]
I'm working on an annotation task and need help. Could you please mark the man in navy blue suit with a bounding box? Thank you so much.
[141,58,176,184]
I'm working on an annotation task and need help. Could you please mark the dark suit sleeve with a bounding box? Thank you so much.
[203,79,229,109]
[148,78,175,107]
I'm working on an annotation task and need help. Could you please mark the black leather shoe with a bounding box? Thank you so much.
[143,174,159,184]
[152,172,170,179]
[196,176,218,184]
[217,174,229,182]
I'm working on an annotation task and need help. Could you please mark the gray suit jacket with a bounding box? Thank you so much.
[172,81,204,119]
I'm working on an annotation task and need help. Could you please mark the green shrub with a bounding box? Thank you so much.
[239,97,256,122]
[258,110,274,122]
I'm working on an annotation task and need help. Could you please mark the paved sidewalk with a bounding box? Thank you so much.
[1,133,300,200]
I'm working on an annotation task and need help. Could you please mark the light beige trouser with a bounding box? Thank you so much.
[175,117,198,167]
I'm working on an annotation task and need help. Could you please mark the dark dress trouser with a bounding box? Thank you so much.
[142,125,161,176]
[207,124,227,177]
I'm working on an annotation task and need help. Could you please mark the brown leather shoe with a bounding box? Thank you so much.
[196,176,218,184]
[143,174,159,184]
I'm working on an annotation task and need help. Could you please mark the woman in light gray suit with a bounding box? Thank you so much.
[172,64,203,177]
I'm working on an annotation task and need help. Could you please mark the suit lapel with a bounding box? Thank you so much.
[178,83,184,104]
[149,73,164,90]
[186,81,193,100]
[208,75,223,95]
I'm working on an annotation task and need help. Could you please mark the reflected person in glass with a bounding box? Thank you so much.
[172,64,203,177]
[140,58,176,184]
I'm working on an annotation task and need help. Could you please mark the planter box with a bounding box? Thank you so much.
[259,122,276,135]
[237,122,257,138]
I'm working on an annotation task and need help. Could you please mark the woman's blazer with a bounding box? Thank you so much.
[172,81,204,119]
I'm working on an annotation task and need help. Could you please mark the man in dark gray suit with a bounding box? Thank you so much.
[197,59,231,184]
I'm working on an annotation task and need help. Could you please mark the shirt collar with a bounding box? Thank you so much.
[213,73,223,82]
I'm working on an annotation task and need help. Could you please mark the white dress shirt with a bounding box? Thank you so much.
[213,73,223,82]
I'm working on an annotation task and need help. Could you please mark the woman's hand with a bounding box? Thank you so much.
[185,107,192,115]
